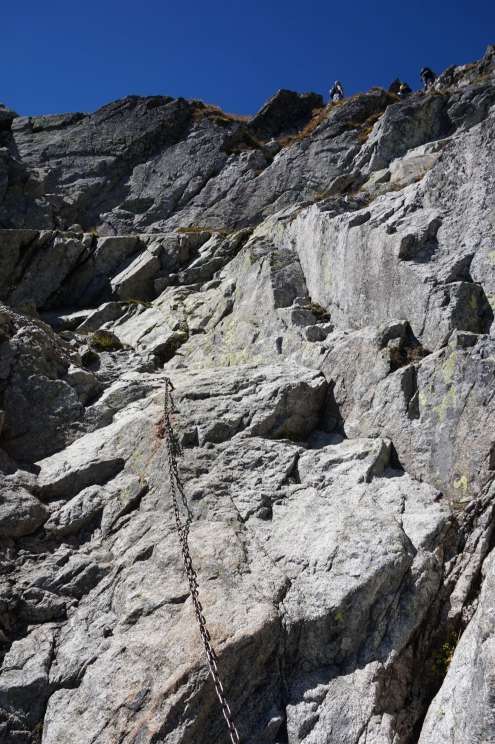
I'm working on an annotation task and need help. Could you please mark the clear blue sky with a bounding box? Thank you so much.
[2,1,494,117]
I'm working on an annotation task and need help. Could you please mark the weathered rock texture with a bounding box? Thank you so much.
[0,45,495,744]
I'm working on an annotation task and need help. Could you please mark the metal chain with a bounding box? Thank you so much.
[160,377,241,744]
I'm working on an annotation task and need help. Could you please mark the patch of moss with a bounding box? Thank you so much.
[89,330,123,351]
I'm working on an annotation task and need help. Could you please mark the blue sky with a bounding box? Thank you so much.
[2,1,494,117]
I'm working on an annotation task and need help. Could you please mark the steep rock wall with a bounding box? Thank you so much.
[0,46,494,744]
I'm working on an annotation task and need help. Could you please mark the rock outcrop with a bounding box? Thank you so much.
[0,46,495,744]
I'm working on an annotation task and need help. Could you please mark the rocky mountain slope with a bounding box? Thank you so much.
[0,45,495,744]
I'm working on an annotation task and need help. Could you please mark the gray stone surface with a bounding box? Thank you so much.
[320,326,495,502]
[0,46,494,744]
[43,485,106,536]
[32,412,451,744]
[270,110,495,351]
[0,624,56,733]
[0,304,83,462]
[419,548,495,744]
[0,484,48,537]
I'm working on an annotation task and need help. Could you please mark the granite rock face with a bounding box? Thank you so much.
[418,546,495,744]
[0,47,495,744]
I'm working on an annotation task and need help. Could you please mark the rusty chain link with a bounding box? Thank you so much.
[160,377,241,744]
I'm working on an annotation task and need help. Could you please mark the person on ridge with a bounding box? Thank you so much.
[329,80,344,102]
[420,67,437,91]
[397,81,412,98]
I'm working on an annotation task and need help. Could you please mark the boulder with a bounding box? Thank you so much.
[0,625,55,732]
[0,304,85,461]
[111,250,160,301]
[0,484,48,537]
[44,485,105,536]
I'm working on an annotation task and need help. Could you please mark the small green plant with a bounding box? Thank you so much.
[431,632,459,679]
[89,330,123,351]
